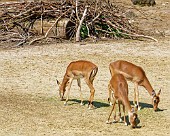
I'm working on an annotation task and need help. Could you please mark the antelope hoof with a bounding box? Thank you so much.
[138,106,141,111]
[113,120,117,123]
[88,105,93,110]
[88,107,92,110]
[60,98,65,101]
[135,104,141,110]
[64,102,67,106]
[119,118,123,123]
[88,101,95,109]
[124,122,128,126]
[80,102,84,106]
[106,120,112,124]
[88,104,96,110]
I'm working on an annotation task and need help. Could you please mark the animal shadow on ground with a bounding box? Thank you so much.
[129,101,165,112]
[69,99,110,108]
[130,101,153,109]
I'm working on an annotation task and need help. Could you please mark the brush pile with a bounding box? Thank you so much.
[0,0,157,46]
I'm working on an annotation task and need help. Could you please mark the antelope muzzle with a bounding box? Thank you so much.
[153,96,160,112]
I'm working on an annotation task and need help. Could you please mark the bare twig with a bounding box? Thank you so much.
[28,37,45,45]
[88,12,101,25]
[14,5,41,18]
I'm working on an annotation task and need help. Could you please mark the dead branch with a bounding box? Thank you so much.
[76,6,88,42]
[76,0,80,22]
[106,19,158,42]
[87,12,101,25]
[0,0,158,46]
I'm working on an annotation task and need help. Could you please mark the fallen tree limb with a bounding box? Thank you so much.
[120,32,158,42]
[106,19,158,42]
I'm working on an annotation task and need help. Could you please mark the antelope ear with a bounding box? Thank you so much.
[152,90,156,97]
[56,79,61,86]
[157,89,161,96]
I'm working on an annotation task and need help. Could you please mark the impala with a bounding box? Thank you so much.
[109,60,161,111]
[106,74,139,128]
[57,60,98,109]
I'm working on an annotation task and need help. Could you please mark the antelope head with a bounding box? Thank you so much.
[56,79,67,101]
[128,108,139,128]
[152,89,161,111]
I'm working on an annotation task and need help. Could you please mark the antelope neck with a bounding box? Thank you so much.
[143,78,154,96]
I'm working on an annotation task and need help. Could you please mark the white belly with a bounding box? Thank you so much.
[73,74,84,79]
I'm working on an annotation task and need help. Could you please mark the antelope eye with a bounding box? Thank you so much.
[154,99,157,103]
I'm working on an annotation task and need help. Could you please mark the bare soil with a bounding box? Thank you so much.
[0,0,170,136]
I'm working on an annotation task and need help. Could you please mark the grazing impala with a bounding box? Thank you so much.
[106,74,138,128]
[109,60,161,111]
[57,60,98,109]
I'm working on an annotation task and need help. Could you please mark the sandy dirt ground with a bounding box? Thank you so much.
[0,0,170,136]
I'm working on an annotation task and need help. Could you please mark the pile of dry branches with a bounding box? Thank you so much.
[0,0,157,46]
